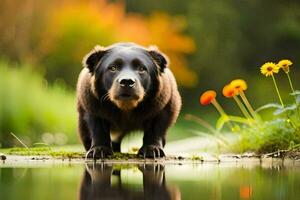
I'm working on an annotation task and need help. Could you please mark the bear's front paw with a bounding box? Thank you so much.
[138,145,165,159]
[86,146,113,160]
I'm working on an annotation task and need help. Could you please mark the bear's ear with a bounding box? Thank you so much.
[148,45,169,73]
[82,45,107,73]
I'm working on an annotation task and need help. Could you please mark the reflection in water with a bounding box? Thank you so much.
[1,163,300,199]
[239,185,252,199]
[79,163,181,200]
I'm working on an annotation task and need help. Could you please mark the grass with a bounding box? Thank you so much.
[191,155,204,161]
[0,147,137,160]
[231,116,300,153]
[2,147,85,159]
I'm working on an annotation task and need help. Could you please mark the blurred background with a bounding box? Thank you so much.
[1,0,300,148]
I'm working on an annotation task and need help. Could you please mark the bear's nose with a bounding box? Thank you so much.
[119,78,135,88]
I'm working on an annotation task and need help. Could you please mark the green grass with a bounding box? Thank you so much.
[0,147,140,160]
[1,147,84,158]
[232,105,300,153]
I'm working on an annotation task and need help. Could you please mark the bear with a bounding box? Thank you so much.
[76,42,181,159]
[79,163,181,200]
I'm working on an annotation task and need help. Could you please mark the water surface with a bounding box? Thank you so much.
[0,162,300,200]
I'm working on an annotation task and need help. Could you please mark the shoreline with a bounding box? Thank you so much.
[1,153,300,168]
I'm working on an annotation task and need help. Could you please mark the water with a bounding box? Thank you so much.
[1,162,300,200]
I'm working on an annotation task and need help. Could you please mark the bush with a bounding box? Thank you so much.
[0,61,77,147]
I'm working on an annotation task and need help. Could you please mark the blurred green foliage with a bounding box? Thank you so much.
[0,61,77,147]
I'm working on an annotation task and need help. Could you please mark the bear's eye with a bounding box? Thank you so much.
[108,65,117,72]
[138,65,146,73]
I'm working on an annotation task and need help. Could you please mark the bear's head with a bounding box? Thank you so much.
[83,42,168,110]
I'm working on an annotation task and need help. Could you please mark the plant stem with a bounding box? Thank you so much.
[211,99,234,129]
[286,72,300,119]
[212,99,226,116]
[185,114,217,134]
[233,96,252,119]
[10,132,29,149]
[239,91,260,121]
[271,74,284,107]
[287,73,298,103]
[287,118,297,129]
[287,73,296,94]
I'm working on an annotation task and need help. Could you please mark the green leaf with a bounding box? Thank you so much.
[289,90,300,96]
[190,130,213,137]
[228,115,253,124]
[216,115,228,131]
[255,103,282,112]
[273,104,297,115]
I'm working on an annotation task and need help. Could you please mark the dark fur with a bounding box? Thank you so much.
[79,164,180,200]
[77,42,181,159]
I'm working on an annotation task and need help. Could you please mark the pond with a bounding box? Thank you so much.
[1,160,300,200]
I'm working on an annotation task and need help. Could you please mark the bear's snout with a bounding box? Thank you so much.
[119,78,136,88]
[108,74,144,110]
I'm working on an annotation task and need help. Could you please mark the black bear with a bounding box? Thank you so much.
[77,42,181,159]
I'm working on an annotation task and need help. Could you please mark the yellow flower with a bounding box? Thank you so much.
[260,62,279,77]
[277,59,293,73]
[230,79,247,93]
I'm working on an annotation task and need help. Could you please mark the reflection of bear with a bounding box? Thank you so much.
[76,42,181,159]
[79,164,181,200]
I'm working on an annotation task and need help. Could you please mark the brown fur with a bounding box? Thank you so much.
[76,43,181,158]
[77,67,181,133]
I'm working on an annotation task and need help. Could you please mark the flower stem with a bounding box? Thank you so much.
[211,99,234,129]
[287,73,295,93]
[287,118,297,129]
[287,73,297,103]
[233,96,252,119]
[212,99,226,116]
[271,74,284,107]
[185,114,217,134]
[239,91,260,121]
[286,72,300,119]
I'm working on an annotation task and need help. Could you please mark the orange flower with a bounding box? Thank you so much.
[230,79,247,93]
[200,90,217,105]
[199,90,233,129]
[222,84,237,98]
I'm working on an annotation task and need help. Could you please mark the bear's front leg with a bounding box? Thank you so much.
[138,116,168,158]
[85,114,113,160]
